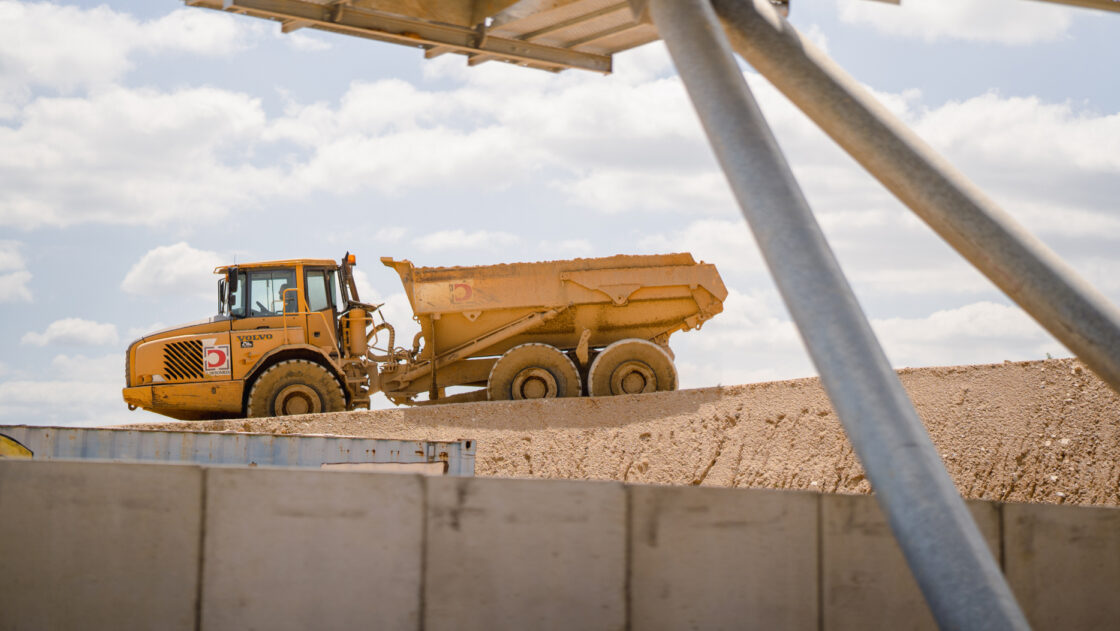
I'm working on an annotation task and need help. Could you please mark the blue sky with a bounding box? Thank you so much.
[1,0,1118,425]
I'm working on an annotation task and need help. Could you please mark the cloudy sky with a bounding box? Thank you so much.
[1,0,1117,426]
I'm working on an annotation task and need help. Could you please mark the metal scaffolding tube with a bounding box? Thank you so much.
[712,0,1120,396]
[644,0,1030,628]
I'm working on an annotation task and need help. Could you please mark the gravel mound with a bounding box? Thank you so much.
[133,358,1120,507]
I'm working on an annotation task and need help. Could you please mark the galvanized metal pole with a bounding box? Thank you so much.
[642,0,1030,628]
[711,0,1120,396]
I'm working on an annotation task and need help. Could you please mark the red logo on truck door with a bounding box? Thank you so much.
[203,344,231,376]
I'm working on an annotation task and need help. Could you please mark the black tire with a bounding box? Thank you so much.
[587,339,677,397]
[246,359,346,417]
[487,343,581,401]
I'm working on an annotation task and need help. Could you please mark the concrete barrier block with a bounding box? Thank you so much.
[821,494,1000,631]
[201,468,424,631]
[630,485,818,630]
[0,460,202,631]
[424,477,626,631]
[1004,502,1120,630]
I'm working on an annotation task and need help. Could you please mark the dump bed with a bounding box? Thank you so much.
[382,253,727,360]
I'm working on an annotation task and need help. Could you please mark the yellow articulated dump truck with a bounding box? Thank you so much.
[123,253,727,420]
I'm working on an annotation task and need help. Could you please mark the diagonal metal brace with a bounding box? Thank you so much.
[639,0,1031,628]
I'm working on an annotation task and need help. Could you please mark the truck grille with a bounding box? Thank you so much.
[163,340,205,381]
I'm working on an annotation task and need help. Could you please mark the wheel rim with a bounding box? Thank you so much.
[610,360,657,394]
[274,384,322,415]
[511,367,558,399]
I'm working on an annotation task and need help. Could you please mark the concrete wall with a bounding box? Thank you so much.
[2,460,1118,630]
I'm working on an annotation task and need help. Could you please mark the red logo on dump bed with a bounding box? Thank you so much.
[203,344,231,376]
[450,282,473,304]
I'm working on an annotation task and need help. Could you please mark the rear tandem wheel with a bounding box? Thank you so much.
[487,343,582,401]
[587,338,677,397]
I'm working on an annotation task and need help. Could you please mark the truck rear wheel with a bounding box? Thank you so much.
[487,343,581,401]
[247,359,346,417]
[588,339,677,397]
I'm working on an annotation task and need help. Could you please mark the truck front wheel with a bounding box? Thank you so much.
[246,359,346,417]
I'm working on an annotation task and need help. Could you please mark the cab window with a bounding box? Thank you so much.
[248,269,296,316]
[305,270,333,312]
[330,270,343,309]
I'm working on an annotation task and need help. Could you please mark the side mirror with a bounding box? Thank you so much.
[228,267,239,293]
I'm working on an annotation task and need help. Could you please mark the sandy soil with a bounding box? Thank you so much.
[133,358,1120,507]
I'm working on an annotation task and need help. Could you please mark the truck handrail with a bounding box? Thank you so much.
[278,287,341,351]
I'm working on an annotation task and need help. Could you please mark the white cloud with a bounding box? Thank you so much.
[919,94,1120,172]
[912,93,1120,239]
[350,268,379,306]
[50,354,122,379]
[283,32,333,52]
[126,322,168,340]
[837,0,1074,45]
[637,219,762,274]
[264,57,709,201]
[145,8,258,56]
[375,226,408,241]
[121,242,225,300]
[0,352,147,426]
[4,35,1114,258]
[669,287,809,388]
[0,86,283,229]
[872,301,1060,366]
[413,229,520,252]
[0,270,32,302]
[685,288,800,353]
[0,240,31,302]
[0,3,258,99]
[21,318,119,347]
[671,295,1063,390]
[0,379,125,425]
[0,239,25,271]
[0,352,138,427]
[561,170,732,214]
[545,239,594,257]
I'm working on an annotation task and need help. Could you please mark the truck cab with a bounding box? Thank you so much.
[123,256,370,420]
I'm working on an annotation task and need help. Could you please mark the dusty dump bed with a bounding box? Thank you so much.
[382,253,727,360]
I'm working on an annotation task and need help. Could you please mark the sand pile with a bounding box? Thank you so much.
[135,358,1120,507]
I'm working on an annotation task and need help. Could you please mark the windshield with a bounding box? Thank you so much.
[223,269,296,318]
[248,269,297,316]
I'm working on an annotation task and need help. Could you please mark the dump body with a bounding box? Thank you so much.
[378,253,727,398]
